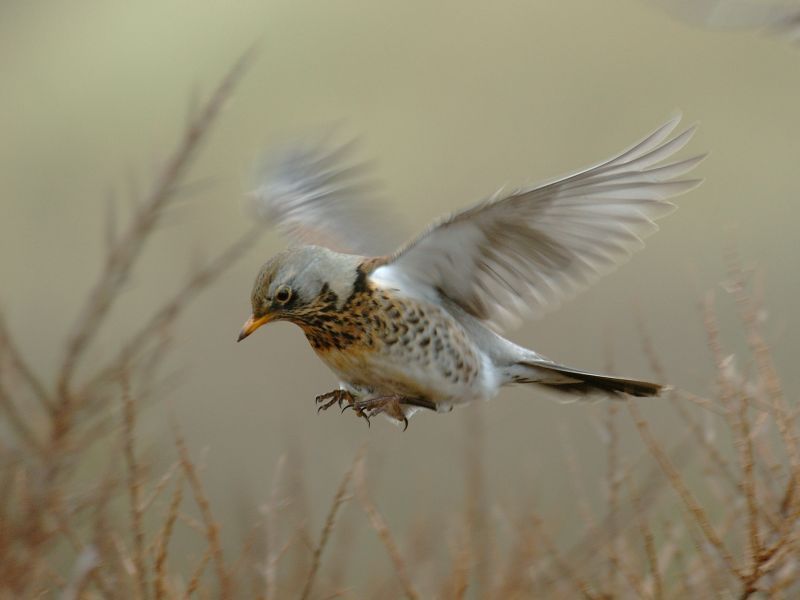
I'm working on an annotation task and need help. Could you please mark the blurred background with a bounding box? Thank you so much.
[2,0,798,591]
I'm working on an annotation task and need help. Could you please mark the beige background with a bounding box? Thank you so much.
[2,0,798,573]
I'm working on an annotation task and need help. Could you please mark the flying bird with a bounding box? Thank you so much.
[238,116,704,429]
[650,0,800,43]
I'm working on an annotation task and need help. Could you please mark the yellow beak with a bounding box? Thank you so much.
[237,313,274,342]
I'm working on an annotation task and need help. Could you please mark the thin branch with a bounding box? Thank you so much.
[300,453,358,600]
[605,401,621,596]
[121,378,149,600]
[628,475,663,600]
[153,477,183,600]
[172,418,229,597]
[83,226,262,397]
[353,455,419,600]
[0,379,44,455]
[262,454,287,600]
[529,513,599,600]
[726,251,800,474]
[183,546,213,599]
[56,49,253,400]
[626,398,740,578]
[0,310,52,413]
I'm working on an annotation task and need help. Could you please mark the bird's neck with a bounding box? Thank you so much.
[292,281,377,353]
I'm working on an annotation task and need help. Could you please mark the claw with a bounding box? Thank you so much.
[316,389,355,414]
[328,393,431,430]
[315,391,334,404]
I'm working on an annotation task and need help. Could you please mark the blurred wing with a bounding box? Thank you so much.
[375,115,705,330]
[249,140,395,256]
[651,0,800,41]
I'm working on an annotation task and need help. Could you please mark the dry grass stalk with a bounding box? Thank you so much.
[636,313,740,488]
[262,454,286,600]
[154,477,184,600]
[463,403,490,598]
[702,294,762,554]
[0,311,51,413]
[605,401,621,596]
[726,249,800,479]
[121,377,150,600]
[443,524,472,600]
[0,376,44,455]
[628,475,662,600]
[0,51,255,599]
[55,49,252,402]
[184,546,214,599]
[299,454,358,600]
[557,425,599,530]
[172,418,229,597]
[626,397,741,575]
[529,513,598,600]
[353,456,420,600]
[83,226,263,398]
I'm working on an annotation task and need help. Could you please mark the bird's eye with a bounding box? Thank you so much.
[274,285,292,305]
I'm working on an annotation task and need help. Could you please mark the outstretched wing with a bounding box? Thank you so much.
[373,115,705,330]
[249,140,396,256]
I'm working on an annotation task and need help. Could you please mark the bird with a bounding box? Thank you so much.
[237,115,704,429]
[649,0,800,44]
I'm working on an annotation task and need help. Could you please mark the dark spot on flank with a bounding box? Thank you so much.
[349,265,369,299]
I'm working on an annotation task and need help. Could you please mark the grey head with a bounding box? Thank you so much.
[238,245,363,341]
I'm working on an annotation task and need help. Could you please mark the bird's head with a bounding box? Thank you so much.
[237,245,362,341]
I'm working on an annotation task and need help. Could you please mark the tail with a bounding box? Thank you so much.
[510,360,664,398]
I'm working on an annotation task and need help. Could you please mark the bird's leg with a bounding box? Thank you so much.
[315,389,354,412]
[346,395,436,431]
[315,389,372,426]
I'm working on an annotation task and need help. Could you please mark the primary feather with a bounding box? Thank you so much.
[249,139,393,256]
[375,114,705,330]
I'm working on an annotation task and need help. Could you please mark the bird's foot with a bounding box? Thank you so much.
[344,395,436,431]
[315,389,354,413]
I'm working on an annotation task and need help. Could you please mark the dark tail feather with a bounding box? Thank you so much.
[515,361,665,398]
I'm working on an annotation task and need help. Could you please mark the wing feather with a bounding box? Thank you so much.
[374,115,705,330]
[248,139,395,256]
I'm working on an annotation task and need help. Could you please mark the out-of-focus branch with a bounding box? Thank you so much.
[354,456,419,600]
[172,417,229,597]
[626,398,741,578]
[0,310,52,412]
[55,50,253,403]
[82,225,262,398]
[0,378,44,455]
[300,453,358,600]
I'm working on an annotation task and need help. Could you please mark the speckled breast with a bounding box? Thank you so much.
[295,283,482,400]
